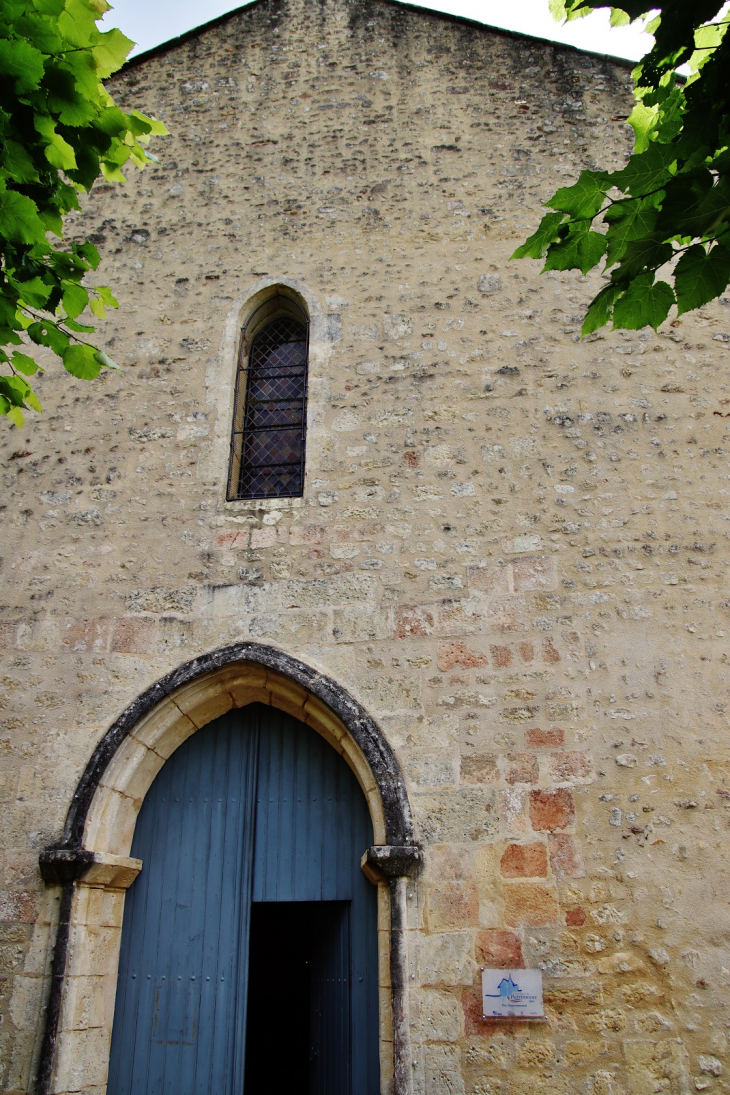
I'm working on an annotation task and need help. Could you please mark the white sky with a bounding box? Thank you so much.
[101,0,655,62]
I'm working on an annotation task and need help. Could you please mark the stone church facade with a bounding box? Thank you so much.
[2,0,730,1092]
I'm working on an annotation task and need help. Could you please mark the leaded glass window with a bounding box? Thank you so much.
[228,311,308,499]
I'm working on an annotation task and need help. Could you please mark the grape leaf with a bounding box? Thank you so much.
[674,244,730,315]
[511,212,566,260]
[0,191,47,245]
[582,283,623,335]
[0,37,45,94]
[547,170,610,219]
[543,225,608,275]
[63,343,101,379]
[612,274,675,330]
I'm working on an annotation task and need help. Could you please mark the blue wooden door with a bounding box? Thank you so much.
[108,704,379,1095]
[252,709,379,1095]
[107,712,258,1095]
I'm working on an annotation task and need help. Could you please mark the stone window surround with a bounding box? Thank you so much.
[37,643,421,1095]
[201,275,343,515]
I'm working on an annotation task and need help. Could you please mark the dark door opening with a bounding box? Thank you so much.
[245,901,351,1095]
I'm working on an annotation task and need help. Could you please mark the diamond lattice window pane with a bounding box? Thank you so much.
[232,315,308,499]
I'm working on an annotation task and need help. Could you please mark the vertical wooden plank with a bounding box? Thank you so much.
[250,704,379,1094]
[107,711,258,1095]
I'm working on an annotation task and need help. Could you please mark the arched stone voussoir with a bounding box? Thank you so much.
[54,642,415,856]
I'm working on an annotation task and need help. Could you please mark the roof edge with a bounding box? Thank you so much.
[121,0,637,72]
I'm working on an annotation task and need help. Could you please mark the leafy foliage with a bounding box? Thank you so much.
[514,1,730,334]
[0,0,166,427]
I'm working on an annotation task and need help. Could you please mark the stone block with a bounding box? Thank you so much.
[549,834,585,879]
[435,599,482,638]
[490,644,512,667]
[526,726,564,748]
[250,525,277,548]
[467,566,510,594]
[424,1043,466,1095]
[62,617,111,653]
[416,787,498,843]
[425,882,480,931]
[547,750,595,785]
[419,988,461,1042]
[500,788,528,834]
[333,605,390,642]
[504,752,539,786]
[512,555,557,592]
[476,929,524,969]
[111,617,157,654]
[52,1025,111,1090]
[460,753,498,785]
[250,610,329,644]
[356,672,421,714]
[393,604,434,638]
[405,751,456,788]
[283,574,376,608]
[289,524,323,545]
[428,845,472,882]
[529,789,576,831]
[0,890,36,923]
[500,842,547,878]
[418,932,473,986]
[487,596,528,634]
[503,882,560,927]
[437,641,489,671]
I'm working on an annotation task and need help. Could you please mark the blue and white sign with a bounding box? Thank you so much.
[481,968,544,1018]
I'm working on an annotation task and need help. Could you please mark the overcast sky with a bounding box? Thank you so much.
[101,0,655,62]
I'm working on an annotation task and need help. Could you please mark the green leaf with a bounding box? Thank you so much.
[89,296,105,318]
[547,170,610,219]
[94,350,119,370]
[614,236,673,280]
[627,101,659,154]
[34,115,77,171]
[604,197,660,266]
[511,212,566,260]
[609,8,631,27]
[14,275,52,309]
[64,316,95,333]
[612,273,675,330]
[0,37,45,94]
[96,285,118,307]
[11,351,39,376]
[674,244,730,316]
[93,27,135,78]
[28,321,69,355]
[62,283,89,319]
[613,143,677,197]
[2,140,40,184]
[582,283,623,335]
[543,224,607,275]
[63,343,101,379]
[0,190,47,245]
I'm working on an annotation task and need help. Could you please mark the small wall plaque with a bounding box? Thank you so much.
[481,968,544,1018]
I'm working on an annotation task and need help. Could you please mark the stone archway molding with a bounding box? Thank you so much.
[37,643,421,1095]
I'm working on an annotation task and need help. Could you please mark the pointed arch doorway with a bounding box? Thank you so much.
[37,646,421,1095]
[106,703,379,1095]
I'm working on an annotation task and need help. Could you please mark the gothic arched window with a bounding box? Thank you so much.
[228,300,309,500]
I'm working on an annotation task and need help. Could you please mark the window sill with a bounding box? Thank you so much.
[222,496,305,514]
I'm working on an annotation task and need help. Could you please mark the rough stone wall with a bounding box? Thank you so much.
[2,0,730,1091]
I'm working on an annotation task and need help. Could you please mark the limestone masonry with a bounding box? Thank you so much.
[2,0,730,1092]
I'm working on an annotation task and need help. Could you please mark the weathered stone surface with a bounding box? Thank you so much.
[1,0,728,1090]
